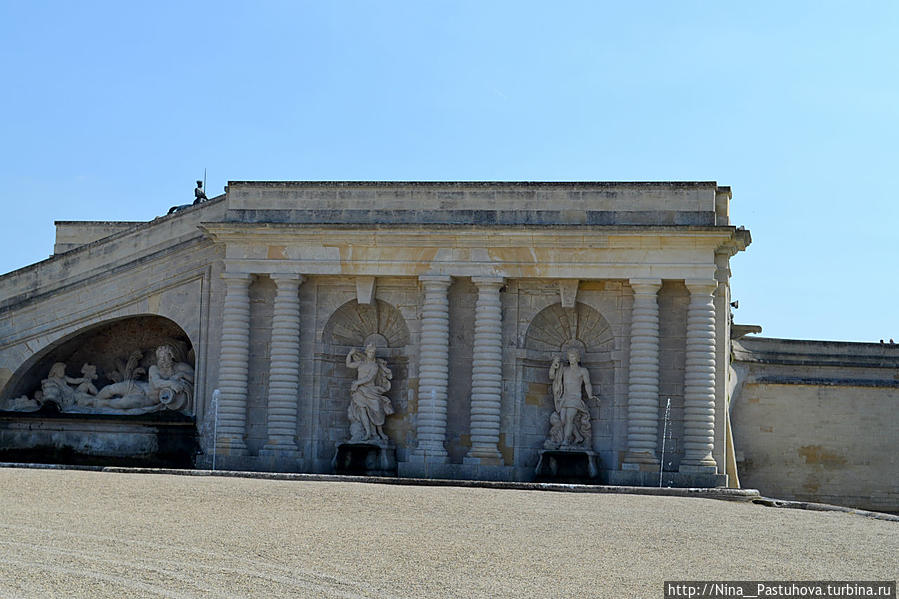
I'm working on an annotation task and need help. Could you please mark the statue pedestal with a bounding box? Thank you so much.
[332,441,397,477]
[535,448,600,483]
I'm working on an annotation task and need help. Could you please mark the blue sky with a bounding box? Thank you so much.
[1,1,896,342]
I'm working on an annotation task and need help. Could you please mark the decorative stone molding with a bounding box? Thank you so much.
[411,275,451,462]
[467,276,505,462]
[623,278,662,469]
[680,280,719,472]
[557,279,579,309]
[524,302,614,354]
[216,272,253,455]
[355,276,376,305]
[322,299,410,348]
[261,274,305,458]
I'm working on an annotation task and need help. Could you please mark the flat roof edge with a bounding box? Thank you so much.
[227,180,720,188]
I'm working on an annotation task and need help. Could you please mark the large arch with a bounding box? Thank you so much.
[1,314,195,414]
[0,314,198,467]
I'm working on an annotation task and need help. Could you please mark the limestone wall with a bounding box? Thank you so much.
[0,200,228,425]
[224,181,731,226]
[221,276,693,479]
[0,181,746,483]
[53,221,141,255]
[731,337,899,512]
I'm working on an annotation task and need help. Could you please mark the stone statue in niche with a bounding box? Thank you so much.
[345,343,394,442]
[545,348,599,449]
[2,345,194,415]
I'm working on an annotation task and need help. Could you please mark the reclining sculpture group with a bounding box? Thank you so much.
[3,345,194,415]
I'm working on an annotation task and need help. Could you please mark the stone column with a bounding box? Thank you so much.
[216,272,253,456]
[466,276,505,462]
[680,280,719,472]
[623,278,662,470]
[411,275,452,462]
[260,274,305,459]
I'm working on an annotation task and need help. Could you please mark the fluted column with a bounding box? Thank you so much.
[261,274,305,459]
[623,279,662,470]
[680,280,719,472]
[216,272,252,456]
[412,275,451,462]
[466,276,504,462]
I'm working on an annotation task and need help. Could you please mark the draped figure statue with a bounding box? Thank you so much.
[345,343,394,442]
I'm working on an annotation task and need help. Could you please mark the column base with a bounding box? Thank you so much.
[679,463,719,474]
[464,449,503,465]
[256,447,303,473]
[258,444,301,460]
[621,451,659,471]
[408,445,448,464]
[213,437,247,457]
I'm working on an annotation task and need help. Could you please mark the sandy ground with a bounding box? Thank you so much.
[0,469,895,598]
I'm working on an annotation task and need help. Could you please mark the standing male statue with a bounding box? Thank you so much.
[546,348,598,448]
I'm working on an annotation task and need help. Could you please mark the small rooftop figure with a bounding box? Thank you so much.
[193,180,209,205]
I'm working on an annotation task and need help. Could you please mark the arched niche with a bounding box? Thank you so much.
[1,314,195,415]
[321,299,410,350]
[524,301,614,355]
[519,301,616,458]
[316,299,410,461]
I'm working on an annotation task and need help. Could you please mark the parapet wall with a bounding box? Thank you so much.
[731,336,899,512]
[54,221,141,255]
[225,181,732,226]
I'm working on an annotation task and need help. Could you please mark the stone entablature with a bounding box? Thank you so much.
[0,181,750,485]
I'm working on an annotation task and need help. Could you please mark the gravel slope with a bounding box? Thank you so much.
[0,469,895,598]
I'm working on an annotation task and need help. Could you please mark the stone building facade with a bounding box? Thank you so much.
[0,182,749,485]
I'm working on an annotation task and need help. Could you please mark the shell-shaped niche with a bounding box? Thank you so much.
[525,302,614,353]
[322,299,410,348]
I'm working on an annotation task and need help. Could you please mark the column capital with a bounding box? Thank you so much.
[685,279,718,295]
[270,273,306,286]
[419,274,452,286]
[628,278,662,293]
[471,275,505,287]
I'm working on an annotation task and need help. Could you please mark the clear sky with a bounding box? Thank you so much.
[1,1,896,342]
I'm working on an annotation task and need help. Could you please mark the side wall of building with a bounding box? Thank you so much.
[731,337,899,513]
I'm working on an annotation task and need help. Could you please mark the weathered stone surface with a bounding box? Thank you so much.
[0,182,753,486]
[731,337,899,512]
